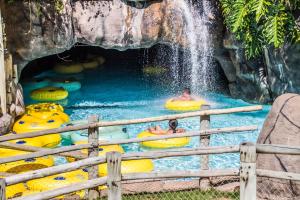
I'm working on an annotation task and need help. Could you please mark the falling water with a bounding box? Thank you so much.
[154,0,214,94]
[180,0,214,93]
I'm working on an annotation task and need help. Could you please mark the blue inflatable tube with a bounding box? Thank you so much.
[22,78,51,91]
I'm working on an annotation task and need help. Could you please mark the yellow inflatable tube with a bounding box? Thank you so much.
[26,170,87,199]
[13,115,62,148]
[73,141,154,176]
[26,103,69,122]
[97,143,154,176]
[26,103,64,113]
[0,175,27,199]
[0,137,43,155]
[142,66,167,76]
[5,182,27,199]
[82,60,99,69]
[74,141,125,154]
[54,63,84,74]
[165,99,206,112]
[30,111,69,123]
[137,131,190,149]
[98,159,154,176]
[30,87,68,101]
[0,152,54,173]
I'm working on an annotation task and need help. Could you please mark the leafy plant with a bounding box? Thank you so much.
[219,0,300,58]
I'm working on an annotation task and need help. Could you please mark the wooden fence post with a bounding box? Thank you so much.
[0,10,7,114]
[88,115,100,200]
[107,151,122,200]
[240,142,256,200]
[199,105,211,189]
[0,178,5,200]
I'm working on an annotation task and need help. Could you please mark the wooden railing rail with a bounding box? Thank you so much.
[0,105,265,200]
[4,145,240,186]
[11,169,239,200]
[0,105,262,142]
[256,144,300,155]
[0,125,257,165]
[0,143,299,200]
[13,177,108,200]
[256,169,300,181]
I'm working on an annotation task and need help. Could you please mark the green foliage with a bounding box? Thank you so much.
[219,0,300,58]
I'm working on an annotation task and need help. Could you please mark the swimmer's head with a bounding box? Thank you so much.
[169,119,178,132]
[183,88,191,95]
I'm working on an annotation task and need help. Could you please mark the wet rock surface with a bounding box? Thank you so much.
[257,93,300,199]
[216,31,300,103]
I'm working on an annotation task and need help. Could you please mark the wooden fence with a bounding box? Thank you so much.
[1,105,298,200]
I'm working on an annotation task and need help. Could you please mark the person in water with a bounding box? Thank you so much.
[171,88,194,101]
[147,119,185,135]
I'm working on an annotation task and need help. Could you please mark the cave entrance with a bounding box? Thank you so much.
[20,43,229,120]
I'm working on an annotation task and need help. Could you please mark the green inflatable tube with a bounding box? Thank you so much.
[60,120,129,143]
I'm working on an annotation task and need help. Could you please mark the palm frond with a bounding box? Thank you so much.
[250,0,271,22]
[263,4,287,48]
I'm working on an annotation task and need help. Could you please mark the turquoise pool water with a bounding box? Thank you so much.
[22,64,270,171]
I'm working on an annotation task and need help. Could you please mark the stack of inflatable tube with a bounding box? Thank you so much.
[137,131,190,149]
[30,87,68,101]
[165,99,207,112]
[13,111,69,148]
[18,103,69,148]
[60,120,129,142]
[26,103,69,122]
[73,141,154,176]
[26,103,64,113]
[54,63,84,74]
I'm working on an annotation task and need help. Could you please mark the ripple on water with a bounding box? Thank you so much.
[21,68,270,171]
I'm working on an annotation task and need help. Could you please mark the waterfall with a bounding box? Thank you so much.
[179,0,214,93]
[155,0,214,94]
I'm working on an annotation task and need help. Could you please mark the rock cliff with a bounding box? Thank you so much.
[1,0,189,71]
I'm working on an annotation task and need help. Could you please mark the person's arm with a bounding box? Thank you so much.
[177,128,186,133]
[151,130,168,135]
[191,95,201,101]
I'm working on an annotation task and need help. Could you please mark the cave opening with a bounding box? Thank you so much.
[20,43,229,119]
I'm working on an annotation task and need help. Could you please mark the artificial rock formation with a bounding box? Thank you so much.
[257,93,300,199]
[1,0,190,72]
[216,29,300,103]
[1,0,299,103]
